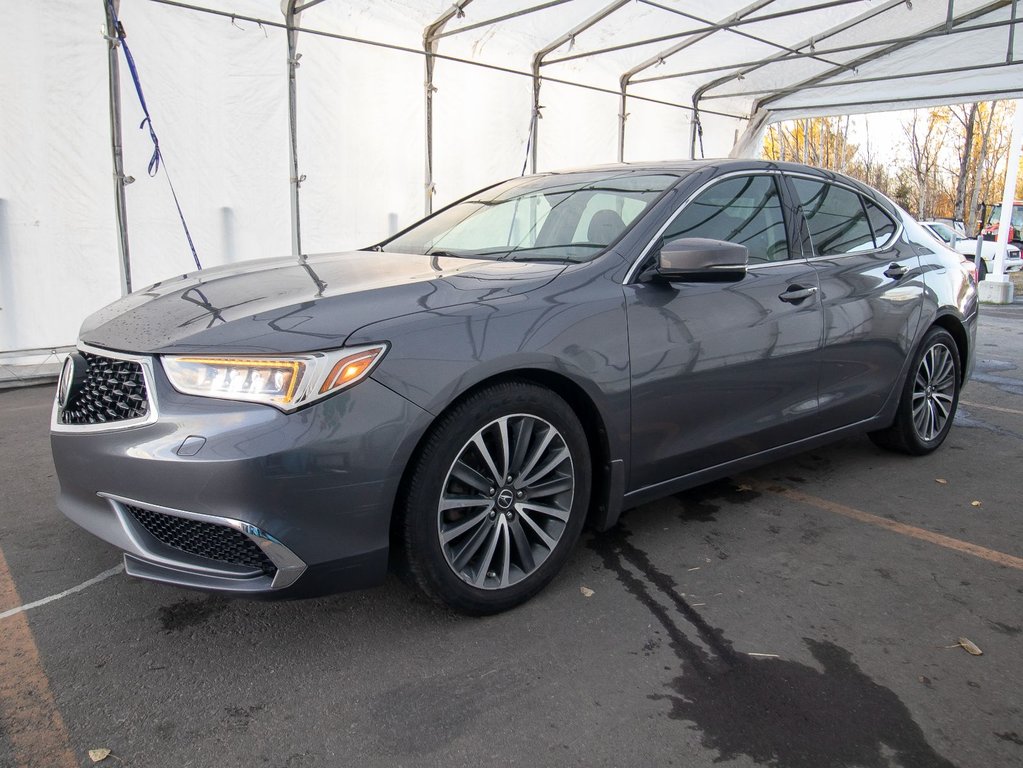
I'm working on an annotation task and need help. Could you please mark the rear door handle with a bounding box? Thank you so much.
[884,263,908,279]
[778,285,818,303]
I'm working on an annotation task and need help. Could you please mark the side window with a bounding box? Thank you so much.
[792,179,874,255]
[863,198,897,248]
[662,175,790,264]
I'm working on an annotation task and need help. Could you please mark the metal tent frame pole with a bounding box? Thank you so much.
[755,0,1014,110]
[423,2,473,216]
[104,0,132,295]
[687,0,909,159]
[616,0,775,162]
[282,1,328,254]
[285,1,303,256]
[530,1,630,174]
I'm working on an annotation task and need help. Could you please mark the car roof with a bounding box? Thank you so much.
[533,159,895,214]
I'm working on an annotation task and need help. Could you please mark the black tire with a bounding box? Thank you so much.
[977,257,988,281]
[400,381,591,615]
[869,327,961,455]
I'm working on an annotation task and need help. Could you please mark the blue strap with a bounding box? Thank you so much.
[108,1,202,271]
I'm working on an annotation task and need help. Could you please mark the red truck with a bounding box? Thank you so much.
[982,200,1023,245]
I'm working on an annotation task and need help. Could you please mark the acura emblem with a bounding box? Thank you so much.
[57,352,86,409]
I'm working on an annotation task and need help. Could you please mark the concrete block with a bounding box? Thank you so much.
[978,278,1015,304]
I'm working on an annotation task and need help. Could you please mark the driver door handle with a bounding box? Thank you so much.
[779,285,818,304]
[884,263,908,279]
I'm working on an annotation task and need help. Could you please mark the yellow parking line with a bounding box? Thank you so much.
[960,400,1023,417]
[756,483,1023,571]
[0,545,77,768]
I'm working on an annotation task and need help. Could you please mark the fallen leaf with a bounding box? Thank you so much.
[971,500,982,508]
[580,586,594,598]
[957,637,983,656]
[88,749,111,763]
[935,478,948,485]
[735,483,754,492]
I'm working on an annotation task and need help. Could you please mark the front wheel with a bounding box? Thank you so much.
[400,381,591,614]
[869,327,961,455]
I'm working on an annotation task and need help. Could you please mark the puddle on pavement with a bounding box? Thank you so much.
[590,523,959,768]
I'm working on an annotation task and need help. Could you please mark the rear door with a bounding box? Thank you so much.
[785,174,925,430]
[624,172,823,492]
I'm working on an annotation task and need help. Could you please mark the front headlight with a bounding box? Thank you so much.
[161,344,387,412]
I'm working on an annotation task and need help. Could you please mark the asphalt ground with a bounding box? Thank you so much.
[2,308,1022,768]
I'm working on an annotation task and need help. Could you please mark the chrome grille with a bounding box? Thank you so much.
[60,352,149,425]
[125,506,277,576]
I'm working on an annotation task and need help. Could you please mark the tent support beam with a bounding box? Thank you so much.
[756,0,1014,110]
[688,0,908,158]
[703,60,1023,101]
[751,86,1023,114]
[433,0,572,41]
[637,0,847,70]
[148,1,739,119]
[285,0,303,256]
[545,0,864,66]
[617,0,775,163]
[104,0,132,295]
[424,1,474,215]
[1008,0,1017,62]
[641,8,1016,84]
[530,0,630,174]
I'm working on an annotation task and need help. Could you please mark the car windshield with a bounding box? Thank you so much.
[927,223,954,243]
[988,204,1023,228]
[380,172,679,262]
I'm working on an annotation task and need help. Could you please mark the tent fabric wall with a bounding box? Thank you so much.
[2,0,1021,357]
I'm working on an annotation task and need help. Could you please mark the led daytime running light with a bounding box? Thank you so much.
[162,344,387,412]
[174,357,302,403]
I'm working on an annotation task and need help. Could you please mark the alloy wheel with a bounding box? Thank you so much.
[437,414,574,590]
[912,342,956,442]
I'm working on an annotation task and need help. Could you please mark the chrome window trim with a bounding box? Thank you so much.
[50,343,160,433]
[624,169,905,284]
[100,492,307,590]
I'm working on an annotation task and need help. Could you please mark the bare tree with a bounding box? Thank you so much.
[949,103,978,223]
[903,110,948,219]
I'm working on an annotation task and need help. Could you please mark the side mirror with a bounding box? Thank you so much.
[656,237,749,282]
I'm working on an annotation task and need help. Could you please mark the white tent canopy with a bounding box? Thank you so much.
[1,0,1021,358]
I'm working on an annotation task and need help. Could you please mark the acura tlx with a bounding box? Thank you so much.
[51,159,976,614]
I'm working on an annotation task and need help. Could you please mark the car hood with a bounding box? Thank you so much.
[80,251,566,354]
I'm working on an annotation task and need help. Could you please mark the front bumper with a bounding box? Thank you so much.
[51,347,430,596]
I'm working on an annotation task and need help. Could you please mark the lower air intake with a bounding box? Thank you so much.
[125,505,276,576]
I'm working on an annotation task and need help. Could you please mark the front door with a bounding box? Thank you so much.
[625,173,823,493]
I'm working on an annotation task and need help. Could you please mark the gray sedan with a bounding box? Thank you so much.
[51,160,977,614]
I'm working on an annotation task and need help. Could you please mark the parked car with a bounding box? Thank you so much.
[919,220,1022,279]
[934,217,966,237]
[51,160,977,614]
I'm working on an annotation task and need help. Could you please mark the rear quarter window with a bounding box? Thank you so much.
[792,178,874,255]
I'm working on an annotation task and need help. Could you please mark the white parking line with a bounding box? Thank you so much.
[0,564,124,621]
[960,400,1023,417]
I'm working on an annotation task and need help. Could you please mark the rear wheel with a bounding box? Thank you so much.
[869,327,961,455]
[401,381,591,614]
